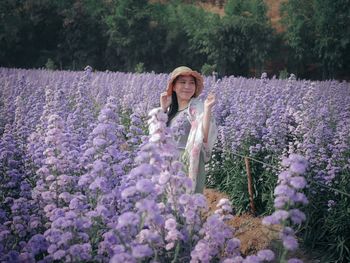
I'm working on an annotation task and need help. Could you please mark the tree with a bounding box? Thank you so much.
[0,0,63,68]
[105,0,154,71]
[280,0,318,78]
[313,0,350,79]
[206,0,273,76]
[281,0,350,79]
[58,0,110,70]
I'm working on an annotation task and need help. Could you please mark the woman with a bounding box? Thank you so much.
[159,66,218,193]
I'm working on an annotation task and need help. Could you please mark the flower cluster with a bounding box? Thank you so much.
[0,67,349,262]
[263,154,309,262]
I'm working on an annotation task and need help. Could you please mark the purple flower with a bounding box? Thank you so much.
[272,210,289,221]
[290,162,307,175]
[165,229,183,244]
[96,204,110,217]
[47,244,57,254]
[287,258,303,263]
[137,229,161,244]
[68,243,92,261]
[278,171,292,181]
[274,184,295,197]
[264,154,308,261]
[93,138,107,147]
[257,249,275,261]
[165,218,177,230]
[282,235,298,251]
[179,194,190,204]
[26,234,49,256]
[289,176,307,189]
[193,194,207,208]
[4,250,20,262]
[53,249,66,260]
[226,256,244,263]
[89,176,108,192]
[225,238,241,255]
[289,209,306,224]
[110,252,135,263]
[135,179,154,193]
[69,196,86,211]
[135,199,160,220]
[293,192,309,205]
[18,252,35,262]
[191,241,211,262]
[131,244,153,258]
[274,196,290,209]
[117,212,140,228]
[243,255,262,263]
[262,215,279,225]
[121,186,137,199]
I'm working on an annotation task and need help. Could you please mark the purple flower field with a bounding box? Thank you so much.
[0,67,349,262]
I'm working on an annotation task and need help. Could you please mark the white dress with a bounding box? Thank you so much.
[168,98,218,193]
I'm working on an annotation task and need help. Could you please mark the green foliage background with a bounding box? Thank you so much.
[1,0,349,79]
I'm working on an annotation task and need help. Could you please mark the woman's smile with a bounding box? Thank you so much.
[173,75,196,99]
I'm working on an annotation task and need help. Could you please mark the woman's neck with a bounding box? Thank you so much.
[177,98,190,111]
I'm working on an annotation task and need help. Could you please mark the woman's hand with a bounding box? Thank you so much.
[204,93,216,111]
[160,92,172,112]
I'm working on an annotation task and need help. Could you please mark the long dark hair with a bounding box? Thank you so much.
[166,76,197,127]
[166,91,178,127]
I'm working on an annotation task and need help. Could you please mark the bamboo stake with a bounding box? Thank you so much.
[244,157,256,215]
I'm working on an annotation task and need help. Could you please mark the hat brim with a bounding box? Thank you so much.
[166,70,204,97]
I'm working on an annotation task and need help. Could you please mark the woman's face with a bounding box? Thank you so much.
[173,75,196,102]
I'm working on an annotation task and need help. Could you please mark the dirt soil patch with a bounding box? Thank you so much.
[204,188,319,262]
[204,188,278,255]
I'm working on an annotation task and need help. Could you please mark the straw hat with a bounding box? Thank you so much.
[166,66,204,97]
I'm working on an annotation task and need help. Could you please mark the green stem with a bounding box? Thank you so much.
[280,248,288,263]
[311,180,350,197]
[115,230,129,250]
[171,242,181,263]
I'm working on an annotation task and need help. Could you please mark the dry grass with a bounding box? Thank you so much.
[204,188,320,262]
[204,188,279,255]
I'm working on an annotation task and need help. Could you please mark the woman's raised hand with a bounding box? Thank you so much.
[160,92,172,112]
[204,92,216,111]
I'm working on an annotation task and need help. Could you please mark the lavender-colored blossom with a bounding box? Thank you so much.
[282,235,298,251]
[287,258,303,263]
[110,252,136,263]
[131,244,153,258]
[262,215,279,225]
[274,185,295,197]
[165,218,177,230]
[290,162,307,175]
[225,238,241,255]
[224,256,244,263]
[135,179,154,193]
[137,229,161,244]
[257,249,275,261]
[263,154,308,261]
[293,192,309,205]
[289,209,306,224]
[243,255,262,263]
[117,212,140,229]
[1,67,348,262]
[289,176,307,189]
[179,193,191,204]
